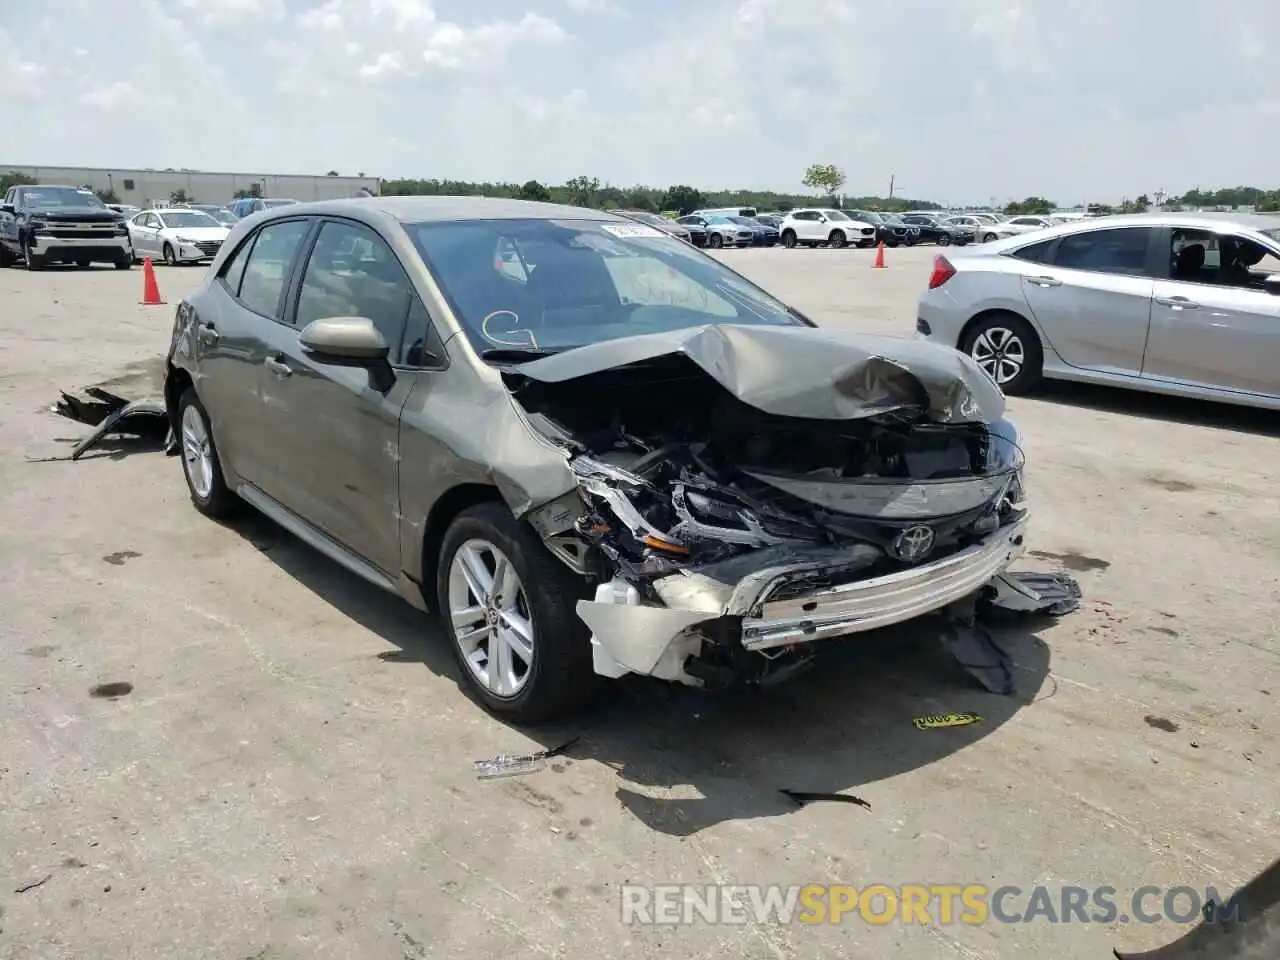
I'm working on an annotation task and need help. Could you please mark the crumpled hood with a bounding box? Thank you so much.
[505,323,1005,423]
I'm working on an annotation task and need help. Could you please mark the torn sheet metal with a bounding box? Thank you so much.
[54,387,132,426]
[1112,854,1280,959]
[985,571,1083,616]
[473,737,580,780]
[937,610,1015,695]
[503,323,1005,424]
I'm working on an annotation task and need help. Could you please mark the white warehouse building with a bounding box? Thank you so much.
[0,164,381,207]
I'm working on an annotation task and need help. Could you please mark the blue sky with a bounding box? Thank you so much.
[1,0,1277,204]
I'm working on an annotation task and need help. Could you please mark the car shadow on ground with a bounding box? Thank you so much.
[224,509,1054,837]
[1031,380,1278,437]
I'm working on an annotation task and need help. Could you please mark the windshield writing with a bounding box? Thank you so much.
[410,218,803,356]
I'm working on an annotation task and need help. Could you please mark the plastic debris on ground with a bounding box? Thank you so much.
[779,790,872,811]
[39,387,172,461]
[473,737,580,780]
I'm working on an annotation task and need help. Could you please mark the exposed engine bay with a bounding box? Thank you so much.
[514,353,1026,583]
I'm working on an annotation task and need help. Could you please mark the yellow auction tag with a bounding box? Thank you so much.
[913,713,983,730]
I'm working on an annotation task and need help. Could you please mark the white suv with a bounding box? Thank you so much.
[779,208,877,249]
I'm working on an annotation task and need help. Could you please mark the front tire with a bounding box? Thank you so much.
[709,232,723,249]
[781,229,797,248]
[163,243,178,266]
[23,240,45,271]
[960,313,1043,395]
[436,502,597,724]
[177,388,239,518]
[115,257,132,270]
[828,230,847,248]
[983,232,998,243]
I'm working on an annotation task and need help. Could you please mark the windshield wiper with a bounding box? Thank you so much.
[479,347,562,364]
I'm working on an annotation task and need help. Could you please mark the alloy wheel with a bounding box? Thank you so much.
[970,327,1026,385]
[180,403,214,499]
[448,539,535,698]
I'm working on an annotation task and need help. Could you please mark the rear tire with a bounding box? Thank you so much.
[436,502,597,724]
[115,257,132,270]
[176,388,239,519]
[0,244,12,268]
[936,233,952,246]
[960,313,1043,395]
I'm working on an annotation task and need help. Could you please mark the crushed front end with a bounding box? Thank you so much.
[508,332,1036,689]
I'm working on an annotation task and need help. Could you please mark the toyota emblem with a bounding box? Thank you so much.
[892,525,935,563]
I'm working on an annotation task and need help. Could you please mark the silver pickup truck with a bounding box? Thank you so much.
[0,184,133,270]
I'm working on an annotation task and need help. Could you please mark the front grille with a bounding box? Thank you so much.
[46,228,116,239]
[194,241,222,256]
[860,227,875,236]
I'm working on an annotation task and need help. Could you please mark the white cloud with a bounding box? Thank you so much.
[0,0,1278,203]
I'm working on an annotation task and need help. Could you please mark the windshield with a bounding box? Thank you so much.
[198,208,236,224]
[161,211,222,228]
[22,187,104,209]
[853,211,882,223]
[263,199,297,208]
[621,212,667,226]
[1262,227,1280,243]
[409,218,805,357]
[825,211,851,221]
[729,216,758,226]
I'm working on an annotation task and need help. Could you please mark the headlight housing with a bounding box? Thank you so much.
[30,219,49,232]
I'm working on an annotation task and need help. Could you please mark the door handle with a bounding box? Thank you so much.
[1025,275,1062,287]
[265,356,293,378]
[1155,296,1199,309]
[197,323,219,346]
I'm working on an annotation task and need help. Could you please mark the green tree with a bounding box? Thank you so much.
[1,170,37,192]
[801,163,846,199]
[518,179,551,202]
[563,175,600,206]
[624,190,656,212]
[326,170,340,176]
[95,187,120,204]
[233,183,263,200]
[170,188,191,204]
[659,185,705,215]
[1004,196,1054,215]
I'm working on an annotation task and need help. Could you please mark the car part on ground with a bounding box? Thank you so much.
[49,387,171,461]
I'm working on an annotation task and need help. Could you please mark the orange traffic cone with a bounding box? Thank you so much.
[873,241,886,269]
[140,257,165,305]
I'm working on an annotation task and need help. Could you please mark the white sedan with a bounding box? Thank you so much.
[127,208,231,265]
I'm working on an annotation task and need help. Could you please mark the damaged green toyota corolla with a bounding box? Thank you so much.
[163,196,1074,723]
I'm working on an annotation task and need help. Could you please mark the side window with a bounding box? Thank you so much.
[1170,229,1280,289]
[220,234,256,296]
[295,220,413,355]
[1052,228,1151,275]
[603,255,736,317]
[238,220,311,317]
[1011,238,1055,264]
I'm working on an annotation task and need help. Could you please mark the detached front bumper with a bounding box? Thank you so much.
[579,515,1029,682]
[30,234,131,259]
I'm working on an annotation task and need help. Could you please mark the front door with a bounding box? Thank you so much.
[1018,225,1157,376]
[258,217,417,575]
[1143,227,1280,397]
[131,213,161,256]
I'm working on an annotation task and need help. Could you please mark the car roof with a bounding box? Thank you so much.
[250,195,632,224]
[962,211,1280,258]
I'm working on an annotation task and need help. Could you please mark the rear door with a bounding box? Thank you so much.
[257,217,418,574]
[1143,226,1280,396]
[1017,225,1159,375]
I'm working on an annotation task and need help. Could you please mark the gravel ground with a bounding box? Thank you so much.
[0,246,1275,960]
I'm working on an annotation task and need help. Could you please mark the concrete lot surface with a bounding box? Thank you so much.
[1,246,1276,959]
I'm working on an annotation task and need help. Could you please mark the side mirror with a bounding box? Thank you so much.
[0,203,13,215]
[1264,274,1280,296]
[299,317,394,389]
